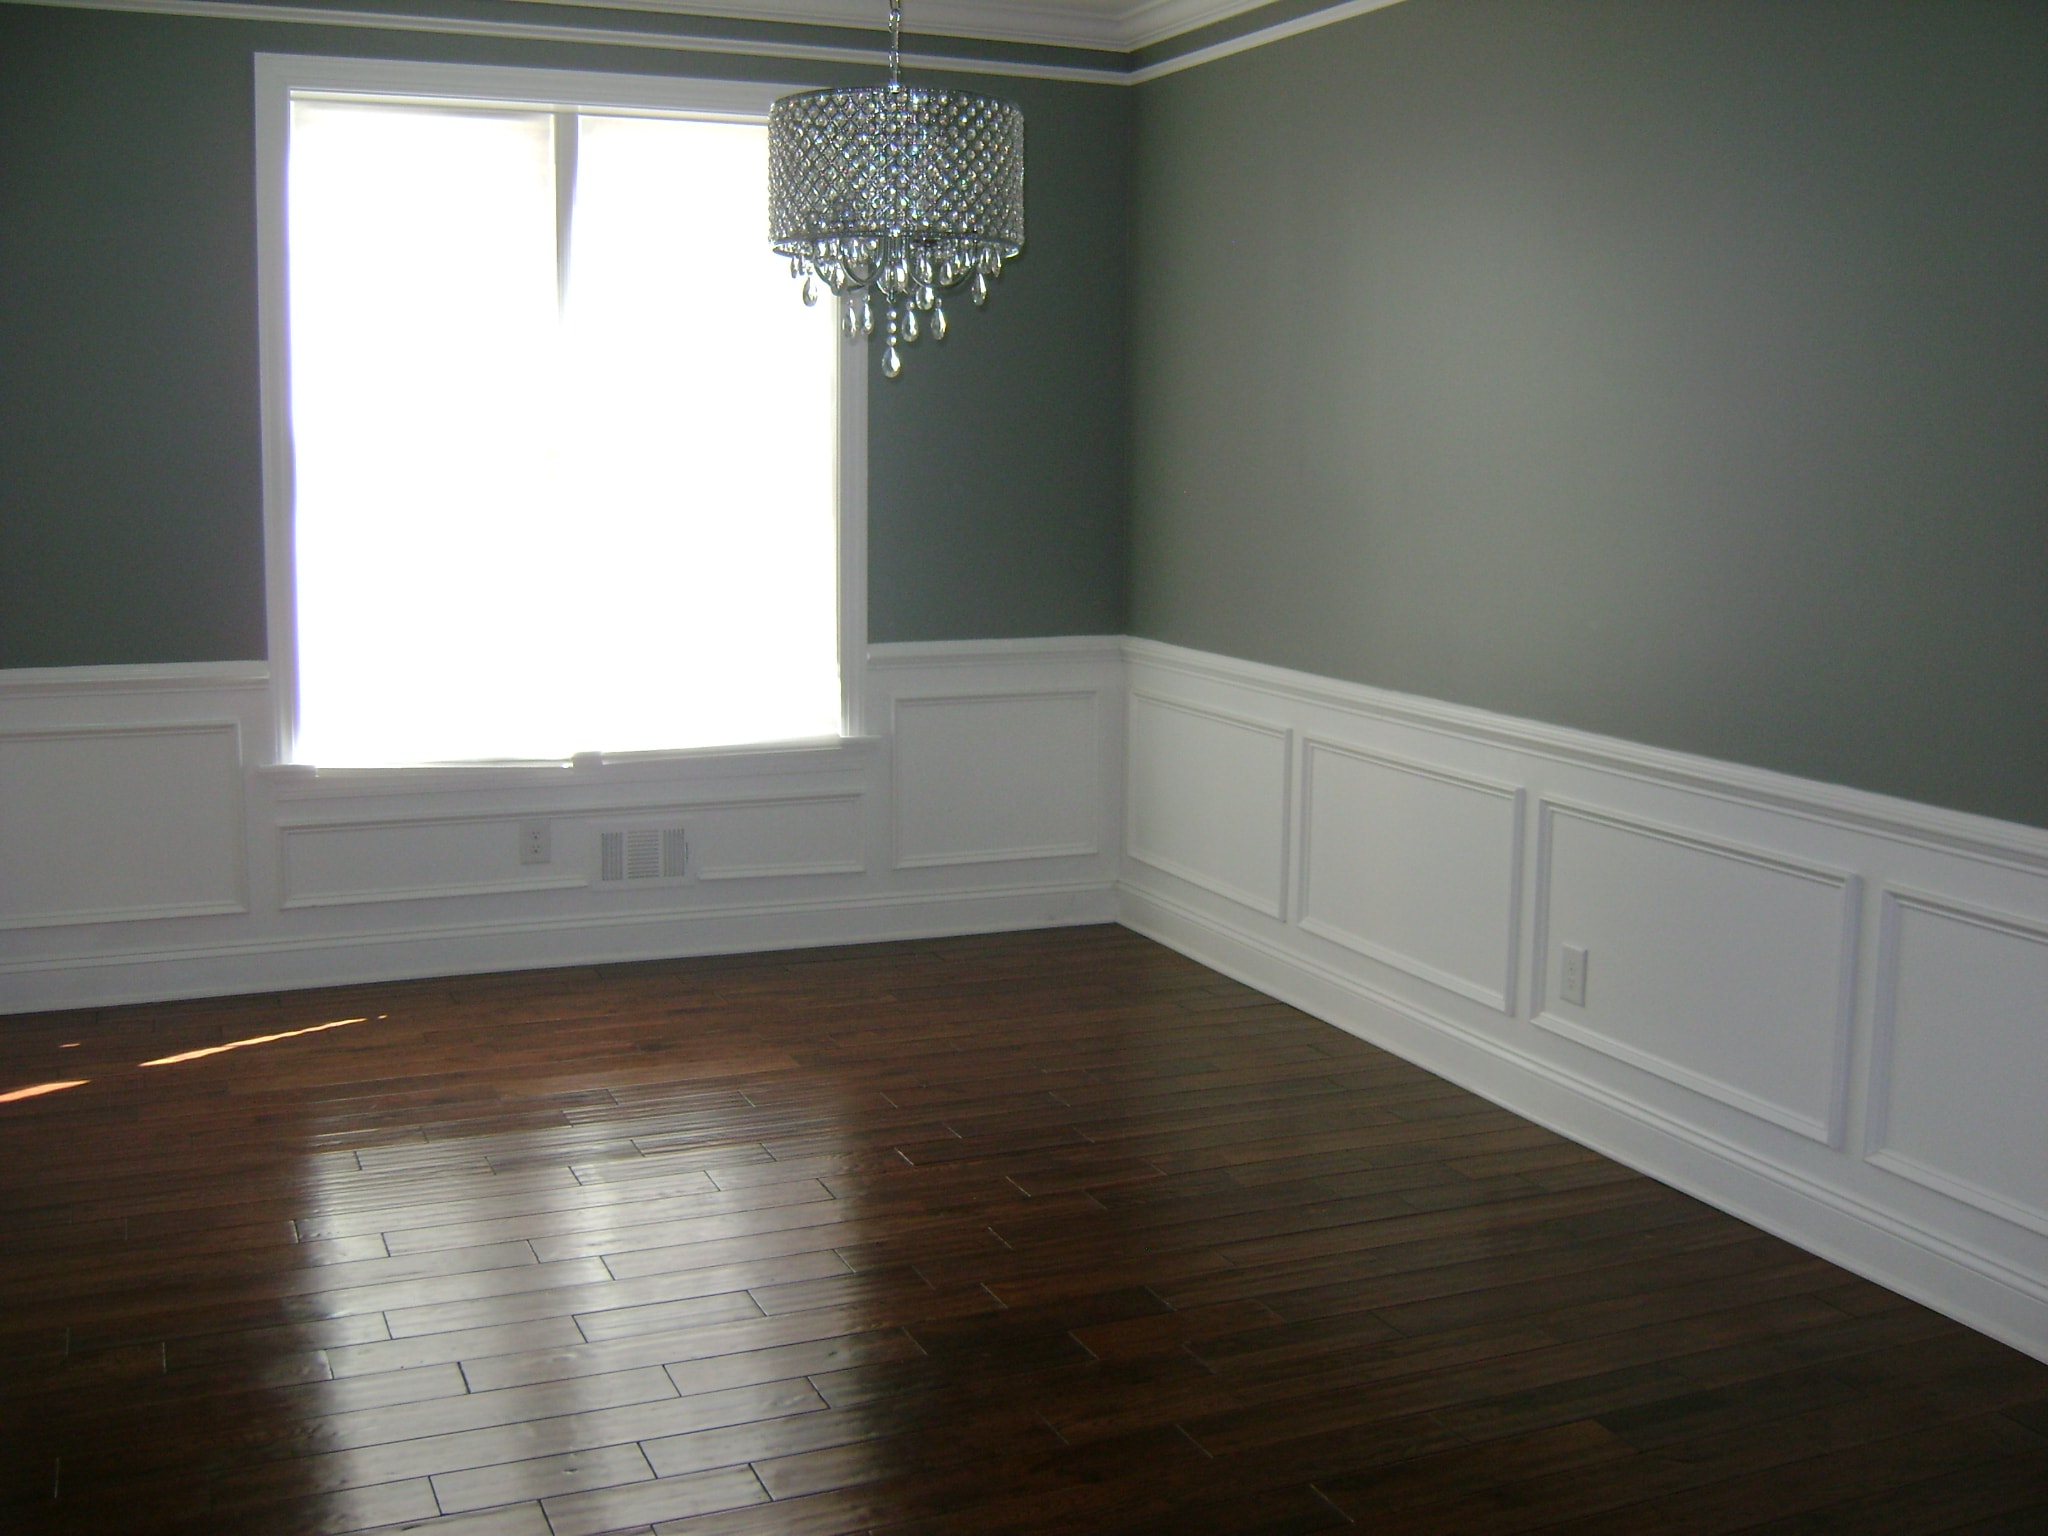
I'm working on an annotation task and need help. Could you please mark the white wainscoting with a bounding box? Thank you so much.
[1119,637,2048,1362]
[1299,741,1522,1015]
[891,690,1102,869]
[0,639,1122,1013]
[1530,802,1860,1147]
[1,722,249,929]
[1868,890,2048,1240]
[686,793,868,882]
[278,814,593,908]
[1127,691,1291,918]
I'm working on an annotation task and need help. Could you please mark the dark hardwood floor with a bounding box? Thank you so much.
[2,926,2044,1535]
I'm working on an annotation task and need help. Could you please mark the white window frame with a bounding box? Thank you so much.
[252,53,868,770]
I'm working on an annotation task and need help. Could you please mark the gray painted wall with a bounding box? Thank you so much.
[1130,0,2048,828]
[0,5,1130,666]
[8,0,2045,829]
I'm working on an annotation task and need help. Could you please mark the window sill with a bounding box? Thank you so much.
[255,736,881,801]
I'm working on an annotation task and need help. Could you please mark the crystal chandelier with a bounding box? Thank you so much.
[768,0,1025,378]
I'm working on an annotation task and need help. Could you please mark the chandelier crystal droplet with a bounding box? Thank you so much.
[768,0,1024,378]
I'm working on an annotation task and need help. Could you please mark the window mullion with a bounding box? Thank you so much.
[554,110,579,311]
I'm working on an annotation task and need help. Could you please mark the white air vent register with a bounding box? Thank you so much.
[599,827,688,883]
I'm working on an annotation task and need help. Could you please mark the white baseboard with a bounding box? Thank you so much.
[6,879,1117,1013]
[1121,637,2048,1363]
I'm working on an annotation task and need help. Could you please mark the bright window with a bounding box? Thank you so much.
[258,60,855,767]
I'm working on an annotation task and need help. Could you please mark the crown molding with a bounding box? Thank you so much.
[549,0,1133,51]
[1117,0,1287,49]
[1128,0,1411,79]
[493,0,1373,53]
[2,0,1132,80]
[2,0,1412,54]
[1,0,1414,76]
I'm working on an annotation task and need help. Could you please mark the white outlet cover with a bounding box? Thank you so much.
[1560,944,1589,1007]
[519,819,551,865]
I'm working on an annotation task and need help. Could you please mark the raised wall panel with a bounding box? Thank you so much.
[1299,742,1523,1013]
[282,818,588,908]
[892,692,1099,868]
[1534,803,1858,1143]
[1126,692,1290,918]
[0,725,245,928]
[1869,892,2048,1235]
[691,794,866,880]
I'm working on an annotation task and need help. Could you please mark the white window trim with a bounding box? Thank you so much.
[252,53,868,774]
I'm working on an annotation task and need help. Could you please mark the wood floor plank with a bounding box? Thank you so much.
[3,926,2041,1533]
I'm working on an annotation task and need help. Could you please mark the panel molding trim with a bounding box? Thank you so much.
[1867,887,2048,1238]
[1296,737,1525,1014]
[890,689,1104,869]
[278,812,594,910]
[688,791,868,881]
[0,721,251,930]
[1529,798,1861,1147]
[1126,689,1292,919]
[276,785,873,906]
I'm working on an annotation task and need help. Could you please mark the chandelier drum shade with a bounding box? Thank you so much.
[768,0,1024,377]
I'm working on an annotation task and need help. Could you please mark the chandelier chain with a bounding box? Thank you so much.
[888,0,902,88]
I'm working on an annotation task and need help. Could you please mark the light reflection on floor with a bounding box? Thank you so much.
[297,1064,880,1527]
[140,1016,373,1067]
[0,1079,89,1104]
[2,1014,385,1106]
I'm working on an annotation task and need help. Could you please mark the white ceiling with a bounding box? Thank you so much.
[569,0,1295,52]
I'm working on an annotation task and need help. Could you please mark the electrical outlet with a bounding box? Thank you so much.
[1559,944,1589,1007]
[520,819,551,866]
